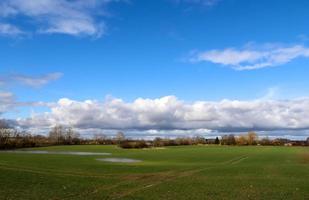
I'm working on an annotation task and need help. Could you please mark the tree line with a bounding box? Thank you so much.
[0,120,127,149]
[1,120,309,149]
[119,132,309,149]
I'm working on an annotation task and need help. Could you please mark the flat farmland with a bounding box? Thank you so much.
[0,145,308,200]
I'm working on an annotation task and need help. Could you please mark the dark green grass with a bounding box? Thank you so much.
[0,145,308,199]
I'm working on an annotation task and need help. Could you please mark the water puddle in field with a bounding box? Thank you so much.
[2,150,111,156]
[96,158,142,163]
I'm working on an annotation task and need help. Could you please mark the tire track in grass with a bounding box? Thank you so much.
[0,163,116,178]
[109,155,249,199]
[109,169,203,199]
[62,169,201,199]
[62,170,179,200]
[0,155,249,199]
[222,155,249,165]
[230,156,248,165]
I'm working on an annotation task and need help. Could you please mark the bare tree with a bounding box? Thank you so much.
[93,133,107,144]
[228,134,236,145]
[0,129,11,149]
[153,137,164,147]
[236,135,248,145]
[115,131,125,143]
[247,131,258,145]
[64,127,80,144]
[0,120,13,149]
[221,134,236,145]
[48,125,65,144]
[260,137,271,146]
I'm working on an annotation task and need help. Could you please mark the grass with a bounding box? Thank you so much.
[0,145,308,199]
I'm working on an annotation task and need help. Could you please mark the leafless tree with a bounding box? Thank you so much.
[247,131,258,145]
[48,125,65,144]
[64,127,80,144]
[115,131,125,143]
[221,134,236,145]
[93,133,107,144]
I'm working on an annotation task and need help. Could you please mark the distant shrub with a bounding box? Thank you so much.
[221,134,236,145]
[118,140,149,149]
[259,137,272,146]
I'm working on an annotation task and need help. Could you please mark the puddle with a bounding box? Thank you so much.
[96,158,142,163]
[58,151,111,156]
[4,150,49,154]
[2,150,111,156]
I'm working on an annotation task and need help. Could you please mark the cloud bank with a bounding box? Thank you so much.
[17,96,309,136]
[0,0,123,37]
[190,44,309,70]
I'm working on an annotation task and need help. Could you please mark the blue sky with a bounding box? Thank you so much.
[1,0,309,139]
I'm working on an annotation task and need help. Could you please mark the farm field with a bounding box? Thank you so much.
[0,145,308,200]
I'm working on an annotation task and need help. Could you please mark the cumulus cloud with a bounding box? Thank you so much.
[0,72,63,88]
[189,44,309,70]
[17,96,309,135]
[0,0,123,37]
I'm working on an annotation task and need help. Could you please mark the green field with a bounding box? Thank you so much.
[0,145,308,200]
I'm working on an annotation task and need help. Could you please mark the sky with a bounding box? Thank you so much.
[1,0,309,139]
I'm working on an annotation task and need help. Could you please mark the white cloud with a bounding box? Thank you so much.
[11,72,63,88]
[0,72,63,115]
[0,0,122,37]
[0,92,16,114]
[0,91,53,115]
[0,23,24,36]
[17,96,309,135]
[190,44,309,70]
[40,18,105,37]
[0,72,63,88]
[0,91,15,104]
[172,0,220,7]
